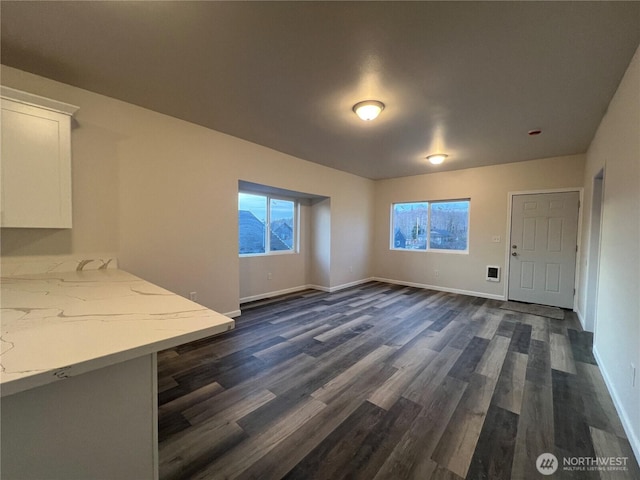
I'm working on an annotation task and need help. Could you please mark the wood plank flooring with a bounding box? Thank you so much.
[157,282,639,480]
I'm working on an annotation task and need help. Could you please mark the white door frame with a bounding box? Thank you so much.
[504,187,584,310]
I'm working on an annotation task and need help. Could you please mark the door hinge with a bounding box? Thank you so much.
[574,288,576,296]
[576,245,578,252]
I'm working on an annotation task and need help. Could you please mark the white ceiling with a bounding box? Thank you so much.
[2,1,639,179]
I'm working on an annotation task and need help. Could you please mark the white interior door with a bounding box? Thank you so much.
[508,192,580,309]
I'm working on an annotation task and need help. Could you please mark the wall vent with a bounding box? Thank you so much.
[486,265,501,282]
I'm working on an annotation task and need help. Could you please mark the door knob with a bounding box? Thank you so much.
[512,252,518,256]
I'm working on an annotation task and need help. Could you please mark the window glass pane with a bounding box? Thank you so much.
[429,201,469,251]
[238,193,267,254]
[269,198,295,251]
[392,202,428,250]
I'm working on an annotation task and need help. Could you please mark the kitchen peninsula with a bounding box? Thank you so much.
[0,256,234,479]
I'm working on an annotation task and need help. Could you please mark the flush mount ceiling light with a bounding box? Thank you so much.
[427,153,448,165]
[353,100,385,121]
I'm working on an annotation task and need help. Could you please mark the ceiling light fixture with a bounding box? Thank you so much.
[427,153,448,165]
[353,100,385,121]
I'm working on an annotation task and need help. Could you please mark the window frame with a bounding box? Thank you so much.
[389,198,470,254]
[238,191,299,257]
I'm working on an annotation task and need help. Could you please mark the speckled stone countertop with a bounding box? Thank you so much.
[0,268,234,397]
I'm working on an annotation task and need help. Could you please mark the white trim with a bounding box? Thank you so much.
[239,250,298,258]
[1,86,79,116]
[593,346,640,465]
[388,248,469,255]
[238,274,506,307]
[239,285,312,304]
[575,307,587,330]
[239,278,377,304]
[325,277,375,293]
[223,309,242,318]
[372,276,505,301]
[504,187,584,310]
[305,284,331,293]
[584,167,606,336]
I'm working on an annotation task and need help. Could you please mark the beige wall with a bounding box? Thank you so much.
[1,66,375,315]
[577,45,640,458]
[310,198,332,288]
[373,155,585,298]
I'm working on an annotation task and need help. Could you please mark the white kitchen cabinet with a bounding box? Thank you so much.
[1,86,78,228]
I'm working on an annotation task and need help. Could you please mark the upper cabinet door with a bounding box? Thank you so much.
[1,87,78,228]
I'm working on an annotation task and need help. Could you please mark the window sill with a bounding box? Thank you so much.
[239,251,298,258]
[389,248,469,255]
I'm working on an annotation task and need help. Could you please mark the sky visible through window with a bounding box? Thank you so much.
[270,199,294,223]
[239,193,266,222]
[239,193,295,254]
[238,194,293,222]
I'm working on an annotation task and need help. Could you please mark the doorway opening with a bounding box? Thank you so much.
[584,169,604,332]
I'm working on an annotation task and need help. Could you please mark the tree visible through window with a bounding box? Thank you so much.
[392,202,428,250]
[239,193,296,255]
[391,200,469,252]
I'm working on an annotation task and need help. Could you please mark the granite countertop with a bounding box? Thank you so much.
[0,268,234,397]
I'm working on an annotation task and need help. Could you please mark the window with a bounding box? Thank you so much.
[239,192,297,255]
[391,202,428,250]
[391,200,469,252]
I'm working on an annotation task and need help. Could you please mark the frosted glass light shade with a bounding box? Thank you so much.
[353,100,384,121]
[427,154,447,165]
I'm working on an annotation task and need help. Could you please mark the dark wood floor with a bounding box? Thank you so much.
[157,282,639,480]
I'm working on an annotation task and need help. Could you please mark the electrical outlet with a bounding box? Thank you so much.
[267,272,273,280]
[492,235,501,243]
[435,270,440,278]
[189,291,197,301]
[349,266,353,273]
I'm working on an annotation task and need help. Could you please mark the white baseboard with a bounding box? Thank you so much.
[593,346,640,466]
[239,278,378,305]
[324,277,376,293]
[238,276,503,311]
[372,277,506,301]
[223,309,242,318]
[575,307,587,330]
[305,284,330,293]
[239,285,315,304]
